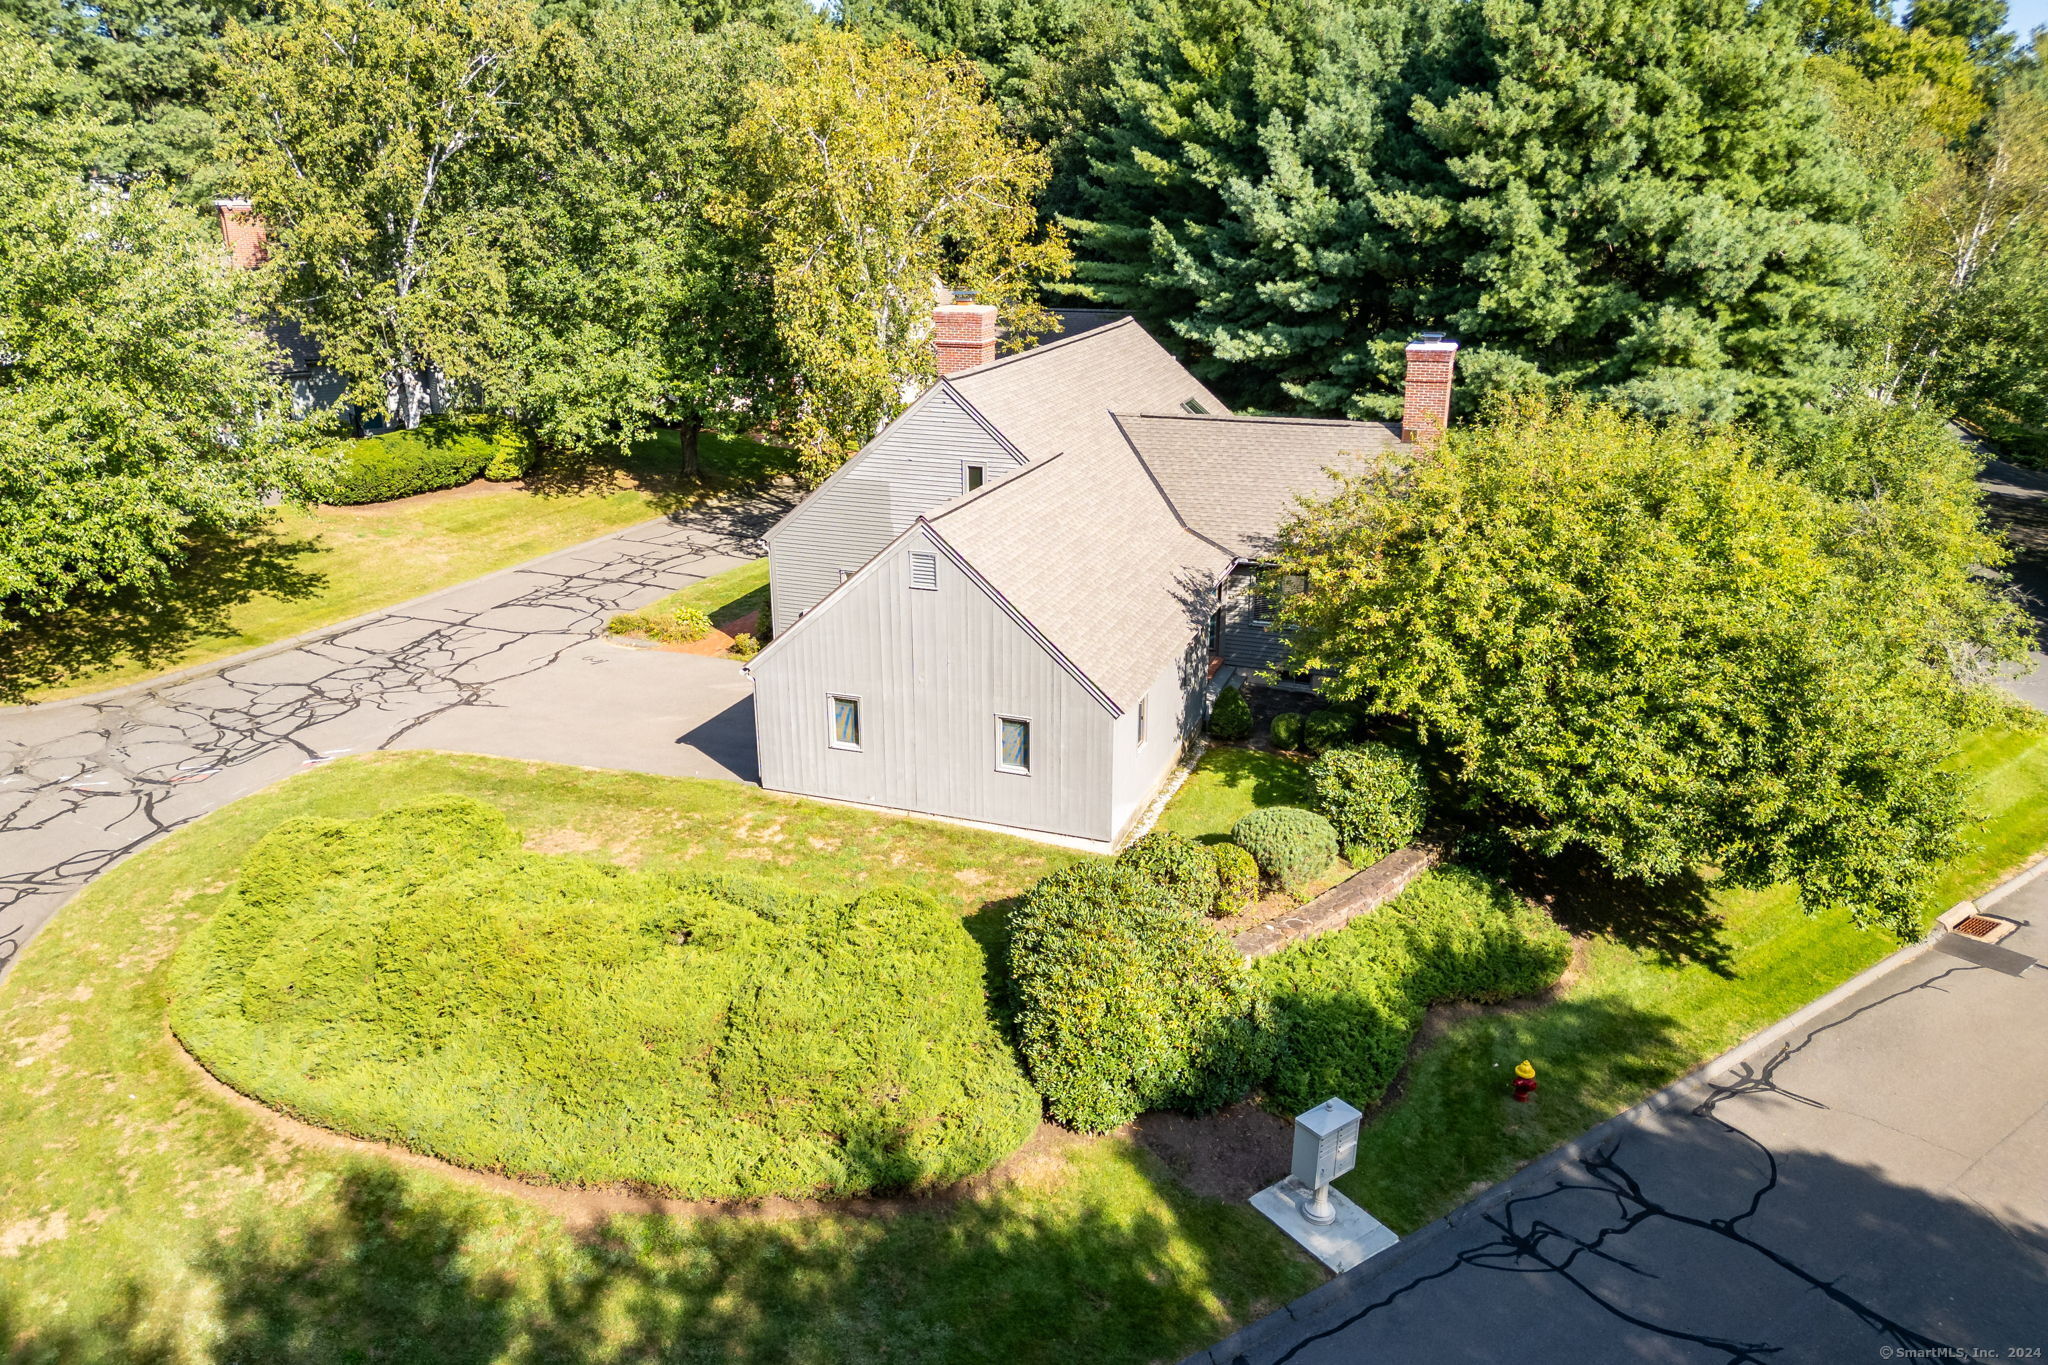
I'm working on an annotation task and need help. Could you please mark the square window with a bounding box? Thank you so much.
[997,716,1031,774]
[965,464,986,491]
[830,695,861,750]
[909,551,938,590]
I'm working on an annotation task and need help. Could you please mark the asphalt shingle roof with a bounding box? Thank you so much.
[1113,412,1400,559]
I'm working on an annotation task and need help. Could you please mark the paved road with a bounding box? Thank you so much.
[0,493,783,981]
[1197,879,2048,1364]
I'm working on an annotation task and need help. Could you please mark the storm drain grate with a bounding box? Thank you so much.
[1955,915,2007,939]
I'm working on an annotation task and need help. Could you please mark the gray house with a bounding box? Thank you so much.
[746,309,1456,847]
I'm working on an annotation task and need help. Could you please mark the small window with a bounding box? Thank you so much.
[1181,397,1209,415]
[1136,697,1148,748]
[964,463,986,491]
[830,695,861,750]
[909,551,938,590]
[997,716,1031,774]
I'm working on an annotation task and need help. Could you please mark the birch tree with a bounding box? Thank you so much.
[216,0,570,428]
[723,32,1071,481]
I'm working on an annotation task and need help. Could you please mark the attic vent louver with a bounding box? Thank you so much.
[909,551,938,591]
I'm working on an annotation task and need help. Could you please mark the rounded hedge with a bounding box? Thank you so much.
[1208,684,1252,741]
[1231,807,1338,894]
[1211,842,1259,916]
[1008,862,1273,1132]
[1117,830,1219,916]
[1309,742,1427,866]
[1302,708,1358,754]
[171,796,1037,1199]
[1269,711,1305,751]
[327,416,529,504]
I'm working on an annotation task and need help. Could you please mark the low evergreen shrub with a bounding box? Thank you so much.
[728,631,762,660]
[1256,867,1571,1112]
[1269,711,1305,751]
[327,416,530,504]
[1008,862,1273,1132]
[1208,684,1252,740]
[1117,831,1219,916]
[1232,806,1338,894]
[1310,743,1427,866]
[608,604,713,644]
[1302,707,1358,753]
[171,796,1037,1199]
[1212,842,1258,916]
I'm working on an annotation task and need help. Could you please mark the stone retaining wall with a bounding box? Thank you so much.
[1233,846,1436,959]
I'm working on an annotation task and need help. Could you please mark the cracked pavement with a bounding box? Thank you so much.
[1196,884,2048,1363]
[0,493,785,982]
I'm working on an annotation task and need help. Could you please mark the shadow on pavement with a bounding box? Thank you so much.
[678,694,760,784]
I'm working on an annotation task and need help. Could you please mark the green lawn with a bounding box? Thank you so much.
[0,752,1316,1364]
[1154,746,1316,843]
[3,430,792,705]
[609,556,771,643]
[1337,723,2048,1232]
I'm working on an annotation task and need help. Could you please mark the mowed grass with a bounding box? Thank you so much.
[1338,722,2048,1232]
[0,751,1318,1364]
[6,431,792,705]
[632,555,770,629]
[1154,747,1315,843]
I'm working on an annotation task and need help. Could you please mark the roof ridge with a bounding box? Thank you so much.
[927,448,1070,521]
[940,315,1144,385]
[1115,410,1399,430]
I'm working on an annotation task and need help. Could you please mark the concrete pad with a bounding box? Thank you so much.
[1250,1179,1399,1273]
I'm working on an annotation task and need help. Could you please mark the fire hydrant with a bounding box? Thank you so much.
[1511,1059,1538,1103]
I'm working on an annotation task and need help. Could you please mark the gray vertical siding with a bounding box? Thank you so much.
[753,527,1117,842]
[1108,631,1210,839]
[1220,569,1292,673]
[766,387,1019,636]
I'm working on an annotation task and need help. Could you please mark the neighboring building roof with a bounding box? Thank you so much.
[1113,412,1401,559]
[943,316,1228,465]
[263,317,324,374]
[930,441,1232,709]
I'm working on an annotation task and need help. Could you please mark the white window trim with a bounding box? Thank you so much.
[1136,696,1149,748]
[995,713,1033,775]
[963,462,987,492]
[828,693,863,751]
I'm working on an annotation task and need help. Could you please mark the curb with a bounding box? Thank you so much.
[0,516,677,717]
[1182,854,2048,1365]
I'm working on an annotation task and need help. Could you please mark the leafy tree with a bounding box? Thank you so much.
[1067,0,1875,425]
[507,2,789,470]
[1270,397,2026,936]
[1,0,269,194]
[215,0,573,429]
[0,30,327,629]
[720,31,1071,480]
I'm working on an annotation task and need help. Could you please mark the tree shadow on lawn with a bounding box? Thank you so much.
[522,429,798,511]
[6,1150,1294,1365]
[1489,843,1735,978]
[0,528,329,704]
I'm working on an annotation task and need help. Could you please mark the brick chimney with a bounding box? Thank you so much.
[214,198,268,269]
[933,299,998,376]
[1401,333,1459,445]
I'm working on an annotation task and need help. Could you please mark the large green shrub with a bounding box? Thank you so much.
[1208,684,1252,740]
[1302,707,1357,754]
[1232,807,1338,894]
[327,416,530,504]
[1257,868,1571,1113]
[1117,831,1218,916]
[608,603,713,644]
[1310,743,1427,866]
[1269,711,1305,751]
[1008,863,1273,1132]
[171,796,1037,1198]
[1212,842,1259,916]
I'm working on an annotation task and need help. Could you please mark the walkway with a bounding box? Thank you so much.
[1195,878,2048,1363]
[0,493,784,980]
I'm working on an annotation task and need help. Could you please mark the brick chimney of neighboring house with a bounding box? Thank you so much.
[1401,333,1459,445]
[214,198,269,269]
[932,297,998,376]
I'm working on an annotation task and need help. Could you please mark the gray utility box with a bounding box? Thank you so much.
[1292,1097,1362,1190]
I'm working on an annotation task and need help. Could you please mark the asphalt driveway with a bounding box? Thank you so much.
[1196,877,2048,1364]
[0,493,784,981]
